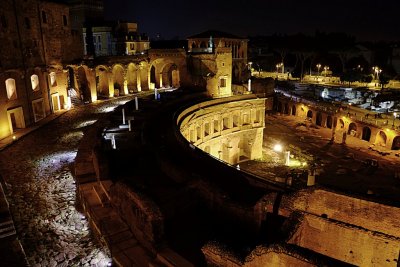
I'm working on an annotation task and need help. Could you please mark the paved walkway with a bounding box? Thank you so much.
[0,95,139,266]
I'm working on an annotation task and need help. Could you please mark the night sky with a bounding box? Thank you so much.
[104,0,400,41]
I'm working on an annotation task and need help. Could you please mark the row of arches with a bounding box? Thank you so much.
[63,59,182,102]
[276,100,400,150]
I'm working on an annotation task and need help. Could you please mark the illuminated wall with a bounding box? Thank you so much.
[178,96,266,165]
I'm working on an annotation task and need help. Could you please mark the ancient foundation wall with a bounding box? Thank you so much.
[202,242,316,267]
[109,182,164,254]
[288,214,400,266]
[280,189,400,238]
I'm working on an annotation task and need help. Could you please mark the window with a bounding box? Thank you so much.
[62,15,67,26]
[255,110,261,123]
[196,126,201,140]
[31,74,39,91]
[24,17,30,29]
[214,120,219,132]
[1,15,7,28]
[223,117,229,130]
[98,36,101,42]
[130,43,135,50]
[49,72,57,86]
[243,114,250,125]
[5,78,17,100]
[220,77,226,88]
[42,11,47,23]
[233,115,239,127]
[204,122,210,136]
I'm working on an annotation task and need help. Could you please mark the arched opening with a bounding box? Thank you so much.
[112,65,125,96]
[77,66,91,103]
[5,78,17,100]
[291,105,296,116]
[96,66,109,97]
[284,103,289,115]
[338,119,345,129]
[150,64,157,88]
[375,131,387,147]
[348,123,357,136]
[161,63,179,88]
[49,72,57,87]
[200,41,206,48]
[326,116,333,129]
[191,42,197,48]
[307,110,313,119]
[31,74,39,91]
[316,112,322,126]
[127,63,138,93]
[362,127,371,141]
[392,136,400,150]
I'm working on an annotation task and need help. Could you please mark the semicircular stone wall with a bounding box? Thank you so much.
[178,95,267,165]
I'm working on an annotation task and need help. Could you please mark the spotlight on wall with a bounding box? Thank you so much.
[12,135,16,140]
[273,144,283,152]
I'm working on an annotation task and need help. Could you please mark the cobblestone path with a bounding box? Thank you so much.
[0,97,134,267]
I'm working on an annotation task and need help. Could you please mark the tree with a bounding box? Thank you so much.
[379,73,390,89]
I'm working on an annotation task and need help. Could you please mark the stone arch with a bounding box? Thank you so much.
[200,41,207,48]
[149,64,157,88]
[326,115,333,129]
[161,62,180,88]
[291,105,296,116]
[375,131,387,146]
[112,64,125,96]
[316,112,322,126]
[191,42,197,48]
[127,63,138,93]
[307,110,313,119]
[392,136,400,150]
[95,65,110,97]
[348,122,357,136]
[338,119,345,129]
[284,103,289,115]
[362,126,371,141]
[77,66,92,103]
[149,58,181,89]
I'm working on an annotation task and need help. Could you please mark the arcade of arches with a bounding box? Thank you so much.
[67,51,187,102]
[275,98,400,150]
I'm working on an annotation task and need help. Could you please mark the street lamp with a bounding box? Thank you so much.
[276,63,283,78]
[372,66,381,80]
[316,64,321,80]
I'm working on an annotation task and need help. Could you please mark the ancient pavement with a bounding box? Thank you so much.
[0,95,138,267]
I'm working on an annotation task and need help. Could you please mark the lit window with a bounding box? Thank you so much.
[49,72,57,86]
[220,77,226,88]
[31,74,39,91]
[5,78,17,100]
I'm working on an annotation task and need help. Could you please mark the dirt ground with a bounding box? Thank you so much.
[241,114,400,203]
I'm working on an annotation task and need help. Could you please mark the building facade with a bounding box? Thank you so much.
[188,30,249,83]
[0,0,83,140]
